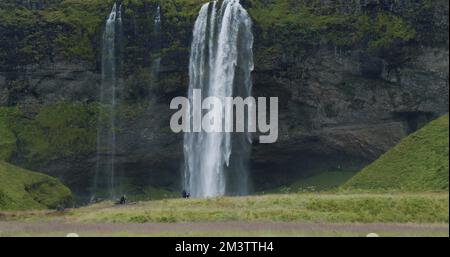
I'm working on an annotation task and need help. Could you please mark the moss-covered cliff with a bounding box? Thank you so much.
[0,0,448,199]
[1,0,447,72]
[1,104,98,165]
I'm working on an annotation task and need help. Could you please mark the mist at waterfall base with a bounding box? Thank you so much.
[184,0,254,198]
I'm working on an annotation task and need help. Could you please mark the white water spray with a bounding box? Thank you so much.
[184,0,254,198]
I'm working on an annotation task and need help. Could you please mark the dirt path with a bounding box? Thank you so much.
[0,221,448,237]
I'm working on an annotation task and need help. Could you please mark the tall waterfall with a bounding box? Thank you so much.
[93,3,122,200]
[184,0,254,198]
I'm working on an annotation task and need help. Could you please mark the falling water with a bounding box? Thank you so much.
[184,0,254,198]
[93,3,122,200]
[152,5,162,77]
[154,5,162,30]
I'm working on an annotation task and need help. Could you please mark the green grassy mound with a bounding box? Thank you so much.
[343,115,449,192]
[267,171,357,194]
[0,161,73,210]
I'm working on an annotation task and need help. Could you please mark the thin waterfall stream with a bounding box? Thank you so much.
[93,3,122,200]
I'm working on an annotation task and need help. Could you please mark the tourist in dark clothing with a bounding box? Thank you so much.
[182,190,191,199]
[118,195,127,205]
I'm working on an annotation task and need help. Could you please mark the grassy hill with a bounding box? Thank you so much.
[342,115,449,192]
[0,161,73,211]
[265,171,357,194]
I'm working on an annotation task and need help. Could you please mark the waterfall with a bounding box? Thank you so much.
[154,5,162,29]
[152,5,162,78]
[184,0,254,198]
[93,3,122,200]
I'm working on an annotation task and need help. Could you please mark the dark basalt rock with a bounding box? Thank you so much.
[0,0,448,200]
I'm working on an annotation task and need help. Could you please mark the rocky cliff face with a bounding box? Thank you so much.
[1,0,448,199]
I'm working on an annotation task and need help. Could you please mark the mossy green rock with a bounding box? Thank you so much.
[0,0,444,70]
[0,0,448,199]
[0,111,16,161]
[1,103,98,165]
[343,115,449,192]
[0,161,73,210]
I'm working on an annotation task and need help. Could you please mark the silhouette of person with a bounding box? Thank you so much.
[182,190,191,199]
[118,195,127,205]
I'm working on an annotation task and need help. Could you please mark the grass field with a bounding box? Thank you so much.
[0,192,448,237]
[0,115,448,236]
[50,193,450,224]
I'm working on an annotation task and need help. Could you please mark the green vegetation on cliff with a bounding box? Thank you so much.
[0,109,16,161]
[0,0,110,68]
[0,0,448,203]
[247,0,421,45]
[0,0,443,71]
[0,103,98,165]
[0,161,72,210]
[247,0,437,72]
[343,115,449,192]
[0,0,202,70]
